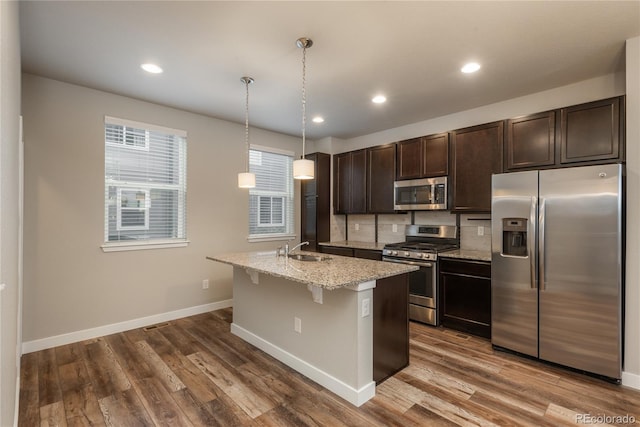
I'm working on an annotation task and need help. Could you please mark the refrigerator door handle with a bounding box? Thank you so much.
[539,197,546,291]
[529,196,537,289]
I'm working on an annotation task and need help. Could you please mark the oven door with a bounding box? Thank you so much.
[383,257,438,325]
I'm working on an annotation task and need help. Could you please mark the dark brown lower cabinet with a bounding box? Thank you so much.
[353,248,383,260]
[439,258,491,339]
[319,245,354,257]
[373,273,409,383]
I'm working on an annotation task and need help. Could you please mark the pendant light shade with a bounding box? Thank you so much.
[293,37,314,180]
[292,158,314,180]
[238,171,256,188]
[238,76,256,189]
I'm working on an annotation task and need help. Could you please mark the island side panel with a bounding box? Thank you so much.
[230,266,375,405]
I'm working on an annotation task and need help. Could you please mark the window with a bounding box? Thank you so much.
[117,188,150,231]
[258,196,285,227]
[248,146,294,241]
[103,116,187,251]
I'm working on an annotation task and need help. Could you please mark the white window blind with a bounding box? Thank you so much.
[249,146,294,240]
[104,116,187,248]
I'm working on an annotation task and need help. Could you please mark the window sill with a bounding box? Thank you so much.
[101,239,190,252]
[247,233,296,243]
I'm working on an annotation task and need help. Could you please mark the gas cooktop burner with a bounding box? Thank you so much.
[382,224,459,261]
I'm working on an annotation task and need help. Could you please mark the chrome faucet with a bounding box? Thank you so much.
[288,241,309,255]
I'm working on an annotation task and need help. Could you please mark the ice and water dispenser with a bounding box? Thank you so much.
[502,218,528,257]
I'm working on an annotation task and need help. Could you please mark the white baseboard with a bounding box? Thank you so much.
[231,322,376,407]
[13,370,20,427]
[22,299,233,354]
[622,370,640,390]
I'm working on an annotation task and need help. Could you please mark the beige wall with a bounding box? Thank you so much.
[22,74,305,343]
[0,1,21,425]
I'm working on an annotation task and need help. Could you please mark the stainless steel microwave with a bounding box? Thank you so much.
[394,177,448,210]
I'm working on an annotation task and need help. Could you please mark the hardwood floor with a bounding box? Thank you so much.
[19,308,640,426]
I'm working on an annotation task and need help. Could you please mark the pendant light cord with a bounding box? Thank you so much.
[301,43,307,160]
[244,78,250,172]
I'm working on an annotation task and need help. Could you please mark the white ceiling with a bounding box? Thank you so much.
[19,1,640,140]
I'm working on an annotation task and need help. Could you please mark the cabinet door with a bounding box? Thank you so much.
[396,137,423,180]
[505,111,556,171]
[333,153,351,214]
[373,273,409,383]
[314,153,331,245]
[301,153,318,197]
[351,149,368,213]
[423,133,449,177]
[300,153,330,252]
[451,121,503,212]
[439,259,491,338]
[560,97,623,164]
[301,195,317,251]
[367,144,396,213]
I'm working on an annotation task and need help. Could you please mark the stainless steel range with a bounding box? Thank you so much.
[382,225,458,325]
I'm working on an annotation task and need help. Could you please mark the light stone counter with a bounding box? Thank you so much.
[318,241,389,251]
[207,250,417,290]
[439,249,492,262]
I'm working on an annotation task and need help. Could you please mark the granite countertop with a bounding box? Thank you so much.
[318,241,388,251]
[439,249,492,262]
[207,250,417,290]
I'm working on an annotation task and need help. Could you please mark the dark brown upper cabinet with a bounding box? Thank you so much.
[396,133,449,180]
[396,137,422,180]
[451,121,503,212]
[504,96,624,171]
[367,143,396,213]
[333,149,367,214]
[505,111,556,171]
[561,97,623,164]
[300,152,330,252]
[424,133,449,177]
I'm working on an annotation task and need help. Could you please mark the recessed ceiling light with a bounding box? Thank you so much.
[312,116,325,123]
[141,63,163,74]
[372,95,387,104]
[461,62,481,74]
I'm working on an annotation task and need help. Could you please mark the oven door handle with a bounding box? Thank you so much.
[383,257,434,268]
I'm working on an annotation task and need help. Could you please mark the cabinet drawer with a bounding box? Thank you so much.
[439,258,491,278]
[320,246,354,257]
[354,249,382,260]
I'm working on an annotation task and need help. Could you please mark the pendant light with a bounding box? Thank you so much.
[292,37,315,180]
[238,76,256,188]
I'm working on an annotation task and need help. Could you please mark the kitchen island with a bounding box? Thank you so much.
[207,251,417,406]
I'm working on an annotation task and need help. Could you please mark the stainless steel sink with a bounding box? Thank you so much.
[287,253,332,262]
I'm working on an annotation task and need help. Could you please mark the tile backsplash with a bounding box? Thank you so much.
[459,213,492,252]
[329,211,492,252]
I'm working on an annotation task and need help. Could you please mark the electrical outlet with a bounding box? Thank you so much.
[202,279,209,289]
[294,317,302,333]
[362,298,370,317]
[355,223,360,231]
[477,226,484,236]
[392,224,398,233]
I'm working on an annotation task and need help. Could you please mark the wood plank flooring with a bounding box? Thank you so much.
[19,308,640,426]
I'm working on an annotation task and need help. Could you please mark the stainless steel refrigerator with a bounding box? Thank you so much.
[491,164,623,380]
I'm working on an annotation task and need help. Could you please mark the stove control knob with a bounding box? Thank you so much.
[404,251,410,257]
[419,253,426,259]
[391,250,398,256]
